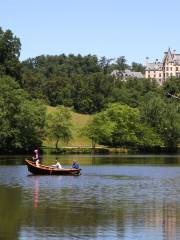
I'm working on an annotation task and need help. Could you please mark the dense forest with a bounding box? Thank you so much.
[0,27,180,153]
[21,52,146,113]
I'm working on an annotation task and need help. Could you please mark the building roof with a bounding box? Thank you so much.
[163,48,180,65]
[145,62,163,71]
[146,48,180,71]
[111,69,144,78]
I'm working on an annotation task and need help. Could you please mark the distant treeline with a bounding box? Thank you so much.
[0,26,180,153]
[21,54,146,113]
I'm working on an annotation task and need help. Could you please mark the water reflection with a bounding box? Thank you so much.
[33,177,39,209]
[17,193,180,240]
[0,153,180,166]
[0,154,180,239]
[0,185,22,239]
[163,203,177,240]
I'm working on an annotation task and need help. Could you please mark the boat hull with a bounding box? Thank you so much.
[25,160,81,175]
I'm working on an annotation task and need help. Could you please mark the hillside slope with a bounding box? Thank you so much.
[44,106,92,148]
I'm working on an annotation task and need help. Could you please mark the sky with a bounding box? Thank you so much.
[1,0,180,65]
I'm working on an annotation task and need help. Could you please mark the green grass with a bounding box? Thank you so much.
[44,106,93,148]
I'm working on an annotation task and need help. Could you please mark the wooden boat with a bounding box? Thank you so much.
[25,159,81,175]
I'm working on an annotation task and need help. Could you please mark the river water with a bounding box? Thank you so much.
[0,154,180,240]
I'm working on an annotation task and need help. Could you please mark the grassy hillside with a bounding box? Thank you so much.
[44,106,93,148]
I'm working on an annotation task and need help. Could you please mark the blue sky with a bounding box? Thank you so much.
[1,0,180,64]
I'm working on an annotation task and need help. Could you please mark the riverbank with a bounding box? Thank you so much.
[42,145,180,155]
[43,106,180,154]
[42,146,129,154]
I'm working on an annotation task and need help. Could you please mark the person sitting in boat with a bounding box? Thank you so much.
[52,159,62,169]
[36,159,40,167]
[71,161,79,169]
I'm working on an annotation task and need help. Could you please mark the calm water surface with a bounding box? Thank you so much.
[0,154,180,240]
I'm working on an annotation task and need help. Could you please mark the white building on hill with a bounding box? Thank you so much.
[145,48,180,84]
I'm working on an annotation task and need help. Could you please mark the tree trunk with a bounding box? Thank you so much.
[92,139,96,154]
[55,139,59,151]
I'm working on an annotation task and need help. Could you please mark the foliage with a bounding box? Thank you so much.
[21,70,46,100]
[83,103,163,149]
[109,78,159,108]
[82,113,115,148]
[21,53,159,114]
[131,62,145,73]
[0,27,21,80]
[140,94,180,151]
[134,123,163,150]
[116,56,128,70]
[99,56,114,74]
[45,106,73,149]
[0,76,46,152]
[162,77,180,99]
[44,106,92,147]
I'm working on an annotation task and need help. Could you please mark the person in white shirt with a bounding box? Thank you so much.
[56,160,62,169]
[52,159,62,169]
[36,159,40,167]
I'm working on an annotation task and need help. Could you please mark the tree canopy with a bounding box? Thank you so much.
[45,106,73,150]
[140,94,180,151]
[83,103,163,150]
[20,53,162,114]
[0,27,21,80]
[0,76,46,153]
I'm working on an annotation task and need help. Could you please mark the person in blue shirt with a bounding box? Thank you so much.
[72,161,80,169]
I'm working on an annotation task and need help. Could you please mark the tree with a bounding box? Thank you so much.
[83,103,162,150]
[14,99,46,151]
[134,122,163,151]
[140,94,180,151]
[0,27,21,80]
[110,78,159,108]
[116,56,128,70]
[21,52,160,114]
[99,56,114,74]
[162,77,180,99]
[0,76,46,152]
[103,103,162,148]
[46,106,72,150]
[21,70,46,100]
[82,113,115,148]
[131,62,145,73]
